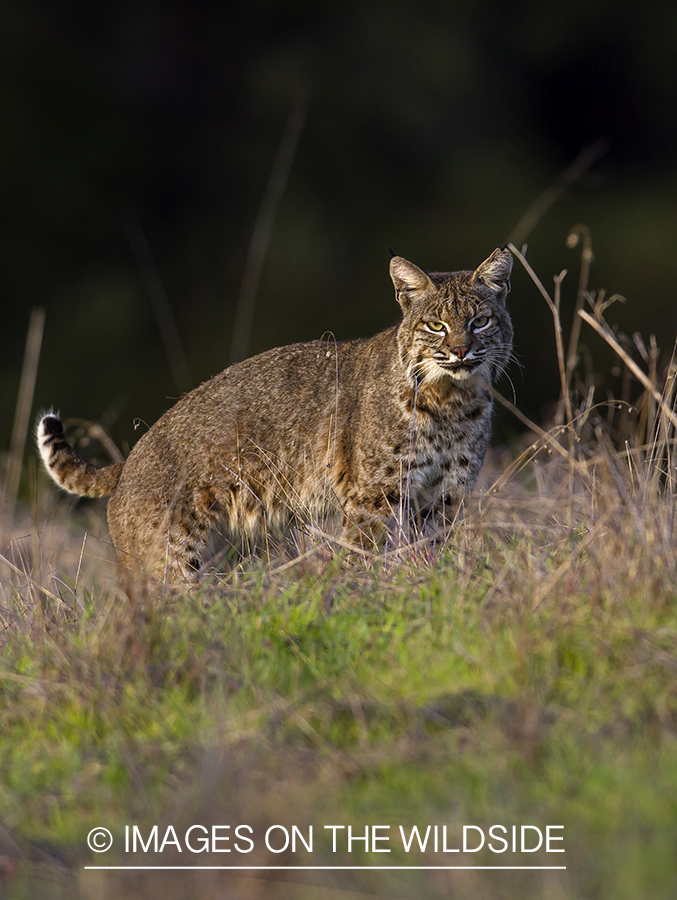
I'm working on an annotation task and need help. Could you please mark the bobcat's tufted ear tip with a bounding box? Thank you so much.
[474,247,513,297]
[390,256,431,287]
[390,257,434,311]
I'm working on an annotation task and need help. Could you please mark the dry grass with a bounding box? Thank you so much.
[1,239,677,899]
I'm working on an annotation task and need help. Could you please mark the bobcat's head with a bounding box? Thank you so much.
[390,248,513,386]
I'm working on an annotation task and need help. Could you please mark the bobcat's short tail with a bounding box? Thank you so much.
[37,413,124,498]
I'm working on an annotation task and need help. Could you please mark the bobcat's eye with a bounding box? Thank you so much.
[425,321,446,333]
[471,315,491,331]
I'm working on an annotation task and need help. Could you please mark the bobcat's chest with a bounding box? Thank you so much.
[400,387,492,502]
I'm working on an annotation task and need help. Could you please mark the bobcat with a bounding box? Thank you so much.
[38,248,513,582]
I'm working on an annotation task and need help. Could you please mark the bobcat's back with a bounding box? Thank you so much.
[38,247,513,582]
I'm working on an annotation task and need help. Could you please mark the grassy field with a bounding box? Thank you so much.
[1,250,677,899]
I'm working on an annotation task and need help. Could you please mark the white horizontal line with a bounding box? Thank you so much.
[84,866,567,871]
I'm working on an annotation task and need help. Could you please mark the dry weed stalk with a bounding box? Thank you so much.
[230,87,310,364]
[4,236,677,610]
[5,307,45,524]
[125,218,193,395]
[483,232,677,574]
[578,308,677,432]
[508,242,578,527]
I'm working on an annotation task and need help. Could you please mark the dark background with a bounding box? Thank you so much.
[2,0,677,459]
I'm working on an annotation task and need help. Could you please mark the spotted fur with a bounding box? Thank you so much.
[38,248,513,582]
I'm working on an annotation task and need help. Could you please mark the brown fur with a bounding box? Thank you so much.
[37,248,513,582]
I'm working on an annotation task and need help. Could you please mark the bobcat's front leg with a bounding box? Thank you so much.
[416,488,465,537]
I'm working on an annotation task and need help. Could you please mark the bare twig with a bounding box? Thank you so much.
[563,225,594,397]
[552,269,574,432]
[67,418,124,465]
[0,550,67,607]
[125,217,193,394]
[230,87,310,364]
[507,243,556,314]
[75,532,88,592]
[579,309,677,432]
[508,243,573,432]
[6,307,45,520]
[489,386,568,458]
[508,140,607,246]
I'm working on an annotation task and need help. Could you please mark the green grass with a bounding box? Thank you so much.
[1,459,677,899]
[2,247,677,897]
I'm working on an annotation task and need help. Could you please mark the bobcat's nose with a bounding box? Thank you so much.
[452,345,469,360]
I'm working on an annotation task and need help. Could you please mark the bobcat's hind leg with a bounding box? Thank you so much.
[341,500,387,553]
[108,479,222,585]
[109,511,209,585]
[160,482,226,583]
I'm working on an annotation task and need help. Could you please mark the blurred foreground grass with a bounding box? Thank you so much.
[1,439,676,899]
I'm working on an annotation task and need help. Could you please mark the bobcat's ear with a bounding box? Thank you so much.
[473,247,513,301]
[390,257,434,311]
